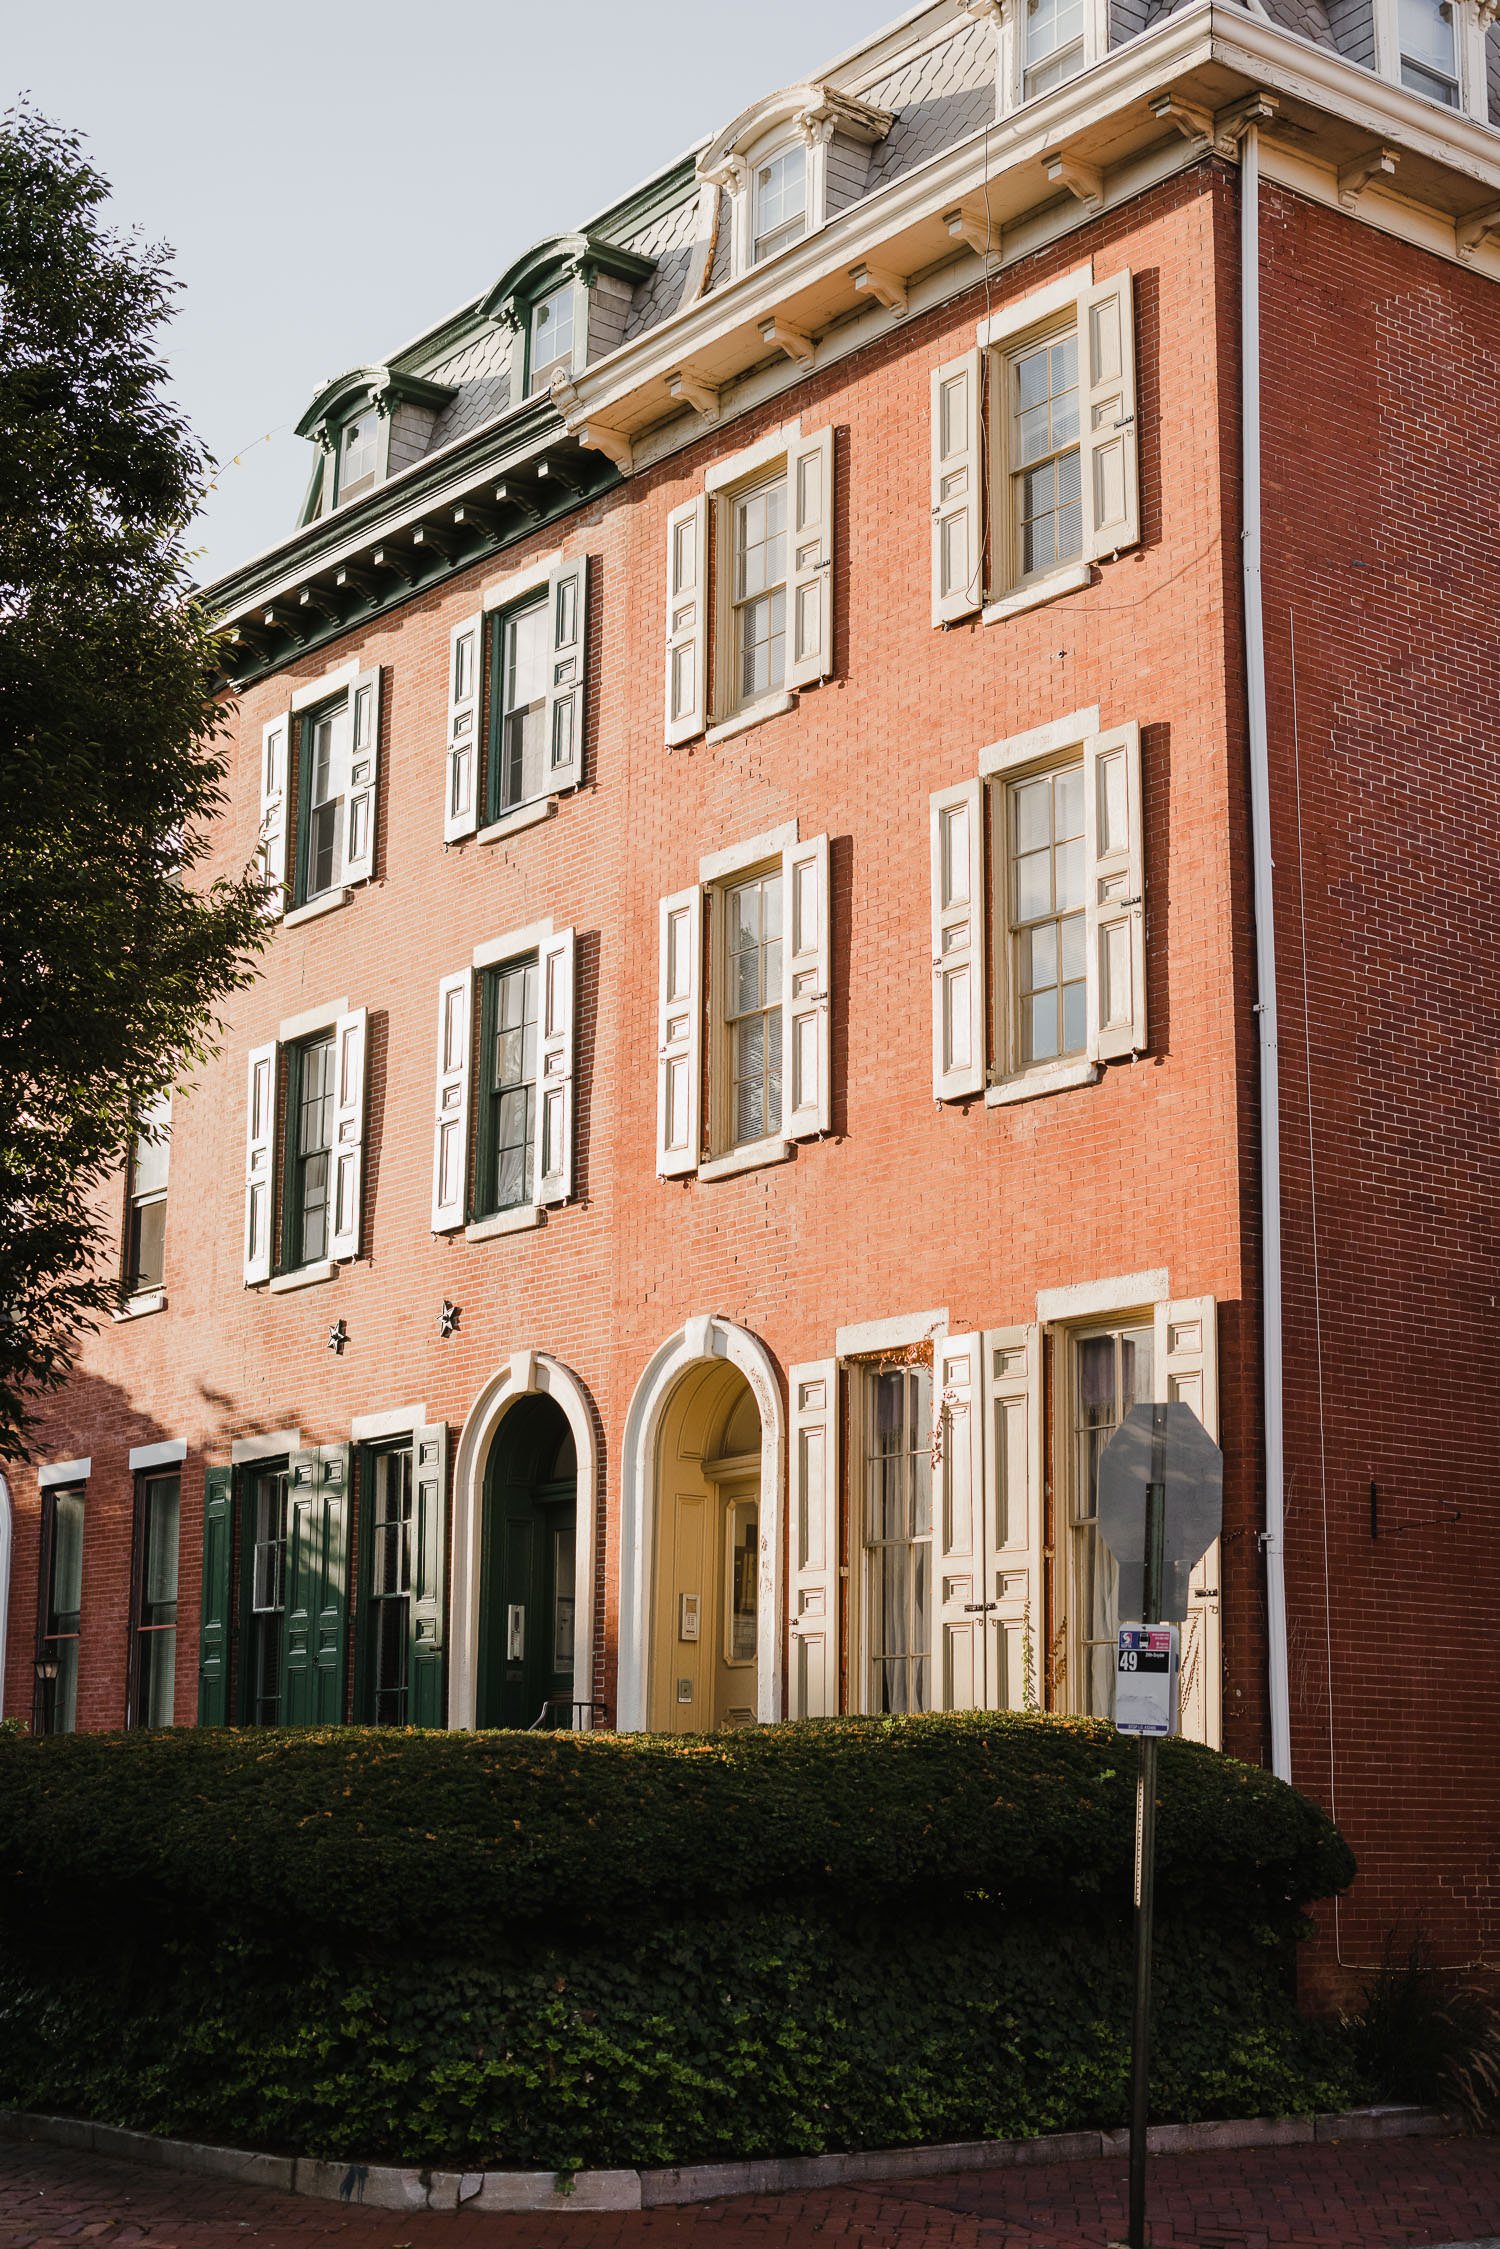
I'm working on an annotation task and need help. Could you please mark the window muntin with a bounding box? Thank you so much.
[731,474,788,708]
[491,597,550,818]
[722,869,783,1147]
[301,697,352,901]
[339,410,380,502]
[247,1464,290,1726]
[862,1364,933,1715]
[368,1445,414,1726]
[752,143,808,263]
[1069,1323,1153,1720]
[1010,331,1082,583]
[1007,763,1087,1068]
[35,1485,85,1736]
[478,955,540,1216]
[125,1092,170,1295]
[1023,0,1087,97]
[289,1033,336,1267]
[1398,0,1460,102]
[529,281,575,393]
[130,1471,179,1729]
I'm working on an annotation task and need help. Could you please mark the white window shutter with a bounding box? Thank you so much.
[243,1042,277,1285]
[787,426,834,690]
[431,970,472,1233]
[931,351,983,624]
[983,1324,1043,1710]
[787,1360,840,1717]
[258,715,290,918]
[665,493,709,746]
[343,668,382,885]
[445,615,482,843]
[933,1333,986,1711]
[1079,270,1139,560]
[656,886,702,1175]
[545,558,586,793]
[1154,1296,1220,1748]
[534,925,576,1208]
[1084,721,1146,1062]
[782,833,830,1139]
[327,1007,367,1261]
[930,779,986,1100]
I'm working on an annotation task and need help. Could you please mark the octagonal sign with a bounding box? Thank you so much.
[1097,1402,1223,1623]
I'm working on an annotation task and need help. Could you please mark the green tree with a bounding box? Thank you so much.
[0,105,266,1455]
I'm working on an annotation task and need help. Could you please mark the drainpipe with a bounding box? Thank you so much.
[1240,122,1293,1785]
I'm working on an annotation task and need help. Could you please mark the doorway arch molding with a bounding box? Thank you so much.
[617,1315,785,1733]
[448,1350,600,1732]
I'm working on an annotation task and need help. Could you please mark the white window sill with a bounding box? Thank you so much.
[112,1291,166,1322]
[697,1135,792,1183]
[283,888,351,929]
[705,692,794,747]
[987,1057,1099,1107]
[982,560,1093,626]
[465,1205,543,1242]
[478,797,558,845]
[268,1260,336,1293]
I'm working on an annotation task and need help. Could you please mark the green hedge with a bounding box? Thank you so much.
[0,1715,1357,2168]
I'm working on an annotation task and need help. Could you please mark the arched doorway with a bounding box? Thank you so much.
[477,1394,577,1730]
[0,1472,10,1721]
[650,1364,762,1734]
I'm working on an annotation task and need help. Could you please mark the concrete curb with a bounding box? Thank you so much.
[0,2101,1455,2214]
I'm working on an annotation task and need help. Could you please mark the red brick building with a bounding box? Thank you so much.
[5,0,1498,1989]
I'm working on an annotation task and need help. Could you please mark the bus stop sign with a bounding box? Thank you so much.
[1097,1402,1223,1623]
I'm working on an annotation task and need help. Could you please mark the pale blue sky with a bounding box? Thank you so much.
[8,1,892,587]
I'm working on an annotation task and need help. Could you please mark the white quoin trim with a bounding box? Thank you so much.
[617,1317,786,1733]
[0,1474,10,1720]
[446,1351,601,1733]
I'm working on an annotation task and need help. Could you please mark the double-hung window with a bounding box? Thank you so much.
[860,1362,934,1716]
[243,1004,368,1285]
[929,714,1144,1106]
[225,1446,351,1728]
[528,280,576,393]
[35,1482,85,1735]
[129,1469,180,1728]
[123,1092,170,1300]
[444,556,587,842]
[1022,0,1087,97]
[752,142,808,263]
[353,1427,449,1727]
[1397,0,1462,101]
[338,409,381,504]
[286,1031,337,1269]
[431,922,576,1237]
[258,662,381,919]
[1065,1322,1153,1720]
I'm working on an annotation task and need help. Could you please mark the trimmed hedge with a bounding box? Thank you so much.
[0,1715,1357,2168]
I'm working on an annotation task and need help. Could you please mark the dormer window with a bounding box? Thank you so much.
[295,368,455,525]
[752,144,808,264]
[1023,0,1087,98]
[699,83,893,285]
[338,410,381,504]
[530,281,577,394]
[1398,0,1461,103]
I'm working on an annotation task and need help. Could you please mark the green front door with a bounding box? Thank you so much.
[478,1397,577,1729]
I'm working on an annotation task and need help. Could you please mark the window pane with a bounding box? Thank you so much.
[142,1477,180,1614]
[128,1195,167,1294]
[1399,0,1457,75]
[484,958,539,1212]
[500,599,549,813]
[370,1448,413,1725]
[1009,762,1088,1069]
[1071,1327,1155,1719]
[724,872,783,1145]
[863,1365,932,1714]
[732,479,788,704]
[530,282,575,386]
[295,1035,336,1265]
[137,1629,176,1728]
[753,144,807,260]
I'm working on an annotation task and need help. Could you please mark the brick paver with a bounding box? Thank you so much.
[0,2132,1497,2249]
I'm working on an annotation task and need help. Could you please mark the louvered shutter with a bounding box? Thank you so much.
[1154,1297,1221,1748]
[343,666,381,884]
[284,1444,349,1727]
[1079,271,1139,560]
[546,558,586,793]
[409,1423,448,1729]
[787,427,834,690]
[656,887,702,1176]
[932,1334,986,1710]
[930,779,986,1100]
[259,715,290,917]
[1084,722,1146,1062]
[196,1466,234,1726]
[787,1362,840,1717]
[931,351,983,625]
[328,1008,367,1261]
[665,493,708,745]
[983,1324,1043,1710]
[781,834,830,1139]
[535,925,576,1207]
[431,971,472,1233]
[243,1042,277,1285]
[445,615,482,843]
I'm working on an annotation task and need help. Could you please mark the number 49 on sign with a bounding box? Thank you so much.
[1115,1624,1179,1738]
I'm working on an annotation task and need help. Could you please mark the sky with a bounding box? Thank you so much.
[7,0,894,587]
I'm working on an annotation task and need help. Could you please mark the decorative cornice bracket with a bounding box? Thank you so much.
[759,315,817,368]
[1044,152,1105,211]
[1338,145,1400,207]
[1149,89,1217,155]
[1456,197,1500,259]
[1213,90,1279,154]
[944,199,998,258]
[850,260,909,317]
[667,367,723,420]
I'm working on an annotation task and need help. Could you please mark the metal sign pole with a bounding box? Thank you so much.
[1127,1402,1168,2249]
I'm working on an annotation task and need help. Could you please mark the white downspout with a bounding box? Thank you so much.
[1240,123,1293,1784]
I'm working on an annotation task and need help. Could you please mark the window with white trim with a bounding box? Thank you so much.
[859,1359,934,1715]
[931,265,1138,627]
[1064,1319,1154,1720]
[444,557,586,842]
[1373,0,1488,119]
[123,1092,171,1298]
[258,664,382,918]
[1022,0,1088,97]
[338,410,381,504]
[752,142,808,263]
[430,924,575,1236]
[242,1007,368,1285]
[529,280,576,393]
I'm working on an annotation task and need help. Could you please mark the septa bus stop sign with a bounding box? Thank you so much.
[1097,1401,1223,1622]
[1116,1624,1179,1738]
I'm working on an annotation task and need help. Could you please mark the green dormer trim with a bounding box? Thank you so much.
[479,233,656,328]
[295,366,457,445]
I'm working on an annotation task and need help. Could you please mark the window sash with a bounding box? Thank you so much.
[368,1446,414,1726]
[861,1365,933,1715]
[752,144,808,263]
[477,956,540,1215]
[36,1486,86,1736]
[287,1034,336,1269]
[1008,332,1082,584]
[339,412,379,499]
[719,870,784,1148]
[130,1472,180,1729]
[489,599,551,818]
[729,475,789,709]
[246,1465,290,1727]
[1398,0,1460,99]
[1006,763,1088,1070]
[297,697,352,903]
[530,282,575,392]
[1066,1323,1154,1720]
[1023,0,1087,95]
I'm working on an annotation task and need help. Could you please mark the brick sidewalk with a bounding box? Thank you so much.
[0,2131,1496,2249]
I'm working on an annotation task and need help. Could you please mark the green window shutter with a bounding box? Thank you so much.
[283,1445,350,1726]
[196,1466,234,1726]
[409,1424,449,1729]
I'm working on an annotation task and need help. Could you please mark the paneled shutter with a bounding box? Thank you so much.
[1079,271,1140,560]
[1083,723,1146,1062]
[431,971,473,1233]
[409,1423,449,1729]
[930,779,986,1100]
[931,351,983,625]
[196,1465,234,1726]
[243,1041,277,1286]
[445,615,482,843]
[283,1444,349,1727]
[1154,1297,1220,1748]
[933,1333,986,1711]
[787,1362,840,1717]
[787,426,834,690]
[665,493,708,746]
[782,834,830,1139]
[328,1008,368,1262]
[535,925,576,1207]
[259,715,290,917]
[546,558,587,793]
[983,1324,1043,1711]
[343,666,382,884]
[656,886,702,1176]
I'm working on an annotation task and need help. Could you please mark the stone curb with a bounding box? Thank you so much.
[0,2102,1455,2214]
